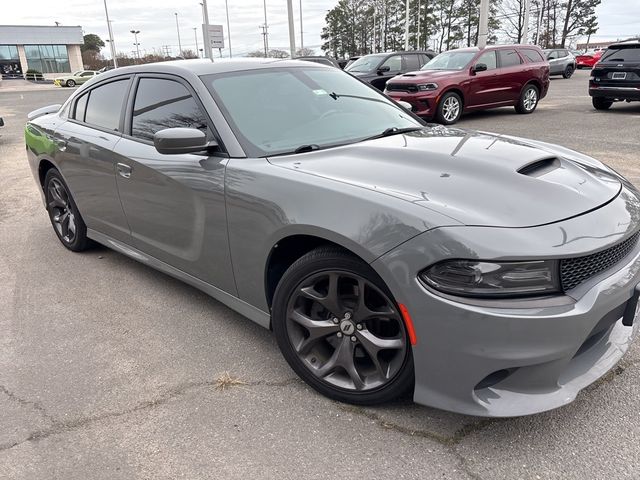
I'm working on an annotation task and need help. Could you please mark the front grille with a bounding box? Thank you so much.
[385,83,418,93]
[560,231,640,291]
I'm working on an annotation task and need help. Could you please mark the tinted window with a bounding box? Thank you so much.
[476,51,497,70]
[380,55,402,72]
[521,48,544,63]
[345,54,385,73]
[84,79,129,131]
[498,49,522,67]
[131,78,209,142]
[81,71,94,77]
[403,54,420,71]
[600,46,640,63]
[74,93,88,122]
[546,50,558,59]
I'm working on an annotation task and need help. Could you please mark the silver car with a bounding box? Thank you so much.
[544,48,577,78]
[25,59,640,417]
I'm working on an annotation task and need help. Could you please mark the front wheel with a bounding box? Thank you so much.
[436,92,463,125]
[592,97,613,110]
[44,169,91,251]
[272,247,414,405]
[515,84,539,114]
[66,79,76,87]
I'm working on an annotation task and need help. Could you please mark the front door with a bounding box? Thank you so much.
[113,75,236,294]
[466,50,502,107]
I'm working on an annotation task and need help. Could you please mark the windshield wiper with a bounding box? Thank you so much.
[362,126,424,141]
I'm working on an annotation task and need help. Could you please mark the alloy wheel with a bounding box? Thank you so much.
[442,96,460,122]
[523,88,538,111]
[285,270,408,392]
[47,177,77,244]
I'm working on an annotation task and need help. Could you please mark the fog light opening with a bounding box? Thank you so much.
[474,368,517,391]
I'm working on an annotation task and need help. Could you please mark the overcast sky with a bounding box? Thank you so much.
[4,0,639,58]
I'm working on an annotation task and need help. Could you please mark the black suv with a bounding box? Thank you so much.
[589,40,640,110]
[345,51,435,90]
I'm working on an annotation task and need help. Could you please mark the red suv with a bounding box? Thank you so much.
[384,45,550,124]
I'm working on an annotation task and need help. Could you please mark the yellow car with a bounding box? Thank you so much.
[53,70,99,87]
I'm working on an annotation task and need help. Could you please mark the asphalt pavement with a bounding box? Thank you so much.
[1,71,640,479]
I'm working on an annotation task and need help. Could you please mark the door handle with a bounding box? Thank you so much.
[116,162,132,178]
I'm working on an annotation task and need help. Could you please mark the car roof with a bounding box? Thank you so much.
[608,39,640,48]
[443,44,542,54]
[93,58,332,80]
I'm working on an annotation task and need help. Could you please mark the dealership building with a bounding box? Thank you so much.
[0,25,83,80]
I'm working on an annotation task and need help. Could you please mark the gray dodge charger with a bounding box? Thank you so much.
[25,59,640,417]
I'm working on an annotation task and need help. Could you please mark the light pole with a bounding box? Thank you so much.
[404,0,410,51]
[299,0,303,51]
[193,28,200,57]
[478,0,489,47]
[103,0,117,67]
[200,0,212,60]
[522,0,531,43]
[130,30,140,62]
[263,0,269,57]
[225,0,232,57]
[175,12,183,57]
[286,0,296,58]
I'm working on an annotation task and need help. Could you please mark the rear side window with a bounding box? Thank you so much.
[73,93,88,121]
[403,54,420,71]
[601,46,640,63]
[476,51,497,70]
[520,48,544,63]
[131,78,209,142]
[498,49,522,67]
[84,79,129,131]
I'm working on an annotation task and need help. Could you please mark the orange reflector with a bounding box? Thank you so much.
[398,303,417,346]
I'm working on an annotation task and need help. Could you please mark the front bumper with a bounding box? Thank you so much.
[386,89,437,118]
[373,186,640,416]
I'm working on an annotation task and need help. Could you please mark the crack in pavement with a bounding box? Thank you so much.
[0,376,301,454]
[0,384,55,423]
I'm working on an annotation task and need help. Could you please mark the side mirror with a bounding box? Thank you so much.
[472,63,488,73]
[377,65,391,74]
[397,100,413,111]
[153,127,214,155]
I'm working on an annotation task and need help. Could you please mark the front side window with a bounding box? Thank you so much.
[202,67,419,157]
[476,51,497,70]
[545,50,558,60]
[131,78,209,142]
[498,49,522,68]
[380,55,402,72]
[84,79,129,131]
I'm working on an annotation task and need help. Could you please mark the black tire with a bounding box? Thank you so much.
[562,65,574,79]
[515,84,539,114]
[44,169,91,252]
[435,91,463,125]
[272,246,414,405]
[66,79,76,87]
[592,97,613,110]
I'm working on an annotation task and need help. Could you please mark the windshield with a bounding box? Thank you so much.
[72,71,82,76]
[421,51,476,70]
[201,67,421,157]
[600,46,640,63]
[345,54,385,73]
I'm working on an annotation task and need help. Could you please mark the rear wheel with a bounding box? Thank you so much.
[272,247,414,405]
[562,65,574,78]
[515,84,539,114]
[436,92,463,125]
[44,169,91,252]
[592,97,613,110]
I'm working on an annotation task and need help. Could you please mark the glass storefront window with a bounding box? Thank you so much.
[0,45,19,60]
[24,44,70,73]
[0,45,21,76]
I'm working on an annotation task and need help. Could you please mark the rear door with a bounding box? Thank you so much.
[53,76,132,242]
[495,48,526,102]
[112,74,236,293]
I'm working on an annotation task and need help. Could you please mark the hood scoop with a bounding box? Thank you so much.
[518,157,561,178]
[402,73,417,77]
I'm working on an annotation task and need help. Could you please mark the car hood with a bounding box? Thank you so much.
[267,126,622,228]
[390,69,463,82]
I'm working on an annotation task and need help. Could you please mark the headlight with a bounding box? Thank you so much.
[419,260,560,298]
[418,83,439,91]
